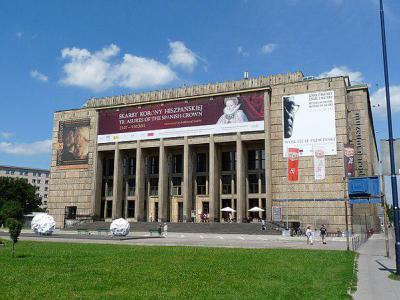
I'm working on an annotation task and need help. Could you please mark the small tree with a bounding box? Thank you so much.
[6,218,22,257]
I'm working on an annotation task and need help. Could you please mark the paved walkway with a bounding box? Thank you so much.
[0,230,347,250]
[354,231,400,300]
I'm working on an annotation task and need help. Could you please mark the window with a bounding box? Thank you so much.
[222,175,232,194]
[149,178,158,196]
[43,200,48,206]
[46,173,49,178]
[261,173,266,193]
[6,170,10,174]
[107,159,114,176]
[125,157,136,176]
[33,172,36,176]
[196,176,207,195]
[38,172,41,177]
[19,170,23,175]
[36,187,40,191]
[44,194,48,198]
[45,180,49,184]
[196,153,207,172]
[222,151,235,171]
[172,154,182,174]
[24,171,28,176]
[148,156,159,175]
[44,187,48,191]
[106,179,113,197]
[106,202,112,218]
[248,174,258,193]
[127,179,135,196]
[32,179,36,184]
[37,179,41,184]
[10,170,15,175]
[171,177,182,195]
[248,149,265,170]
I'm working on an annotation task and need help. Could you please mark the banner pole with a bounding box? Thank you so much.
[344,178,350,251]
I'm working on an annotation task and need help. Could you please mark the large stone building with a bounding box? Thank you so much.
[0,165,50,209]
[48,72,380,231]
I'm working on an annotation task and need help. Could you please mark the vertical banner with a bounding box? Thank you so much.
[313,149,326,180]
[272,206,282,222]
[343,144,355,177]
[287,148,300,181]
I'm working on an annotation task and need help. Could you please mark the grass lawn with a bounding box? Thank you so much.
[0,240,355,299]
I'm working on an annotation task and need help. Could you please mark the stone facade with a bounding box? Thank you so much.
[48,72,380,232]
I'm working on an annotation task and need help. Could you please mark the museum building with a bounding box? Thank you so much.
[48,71,380,230]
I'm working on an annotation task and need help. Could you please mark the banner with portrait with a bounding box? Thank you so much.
[343,144,355,177]
[313,148,326,181]
[57,119,90,168]
[282,91,336,157]
[97,91,265,143]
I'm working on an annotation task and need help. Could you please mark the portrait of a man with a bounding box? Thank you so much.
[283,96,300,139]
[57,119,90,167]
[217,96,248,124]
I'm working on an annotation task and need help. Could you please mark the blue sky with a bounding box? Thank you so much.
[0,0,399,173]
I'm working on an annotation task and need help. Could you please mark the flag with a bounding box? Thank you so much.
[313,148,326,180]
[288,148,300,181]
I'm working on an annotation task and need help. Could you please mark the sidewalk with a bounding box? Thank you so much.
[354,232,400,300]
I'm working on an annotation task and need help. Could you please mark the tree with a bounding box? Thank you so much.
[0,177,42,226]
[6,218,22,257]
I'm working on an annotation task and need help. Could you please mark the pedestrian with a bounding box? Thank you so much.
[306,226,313,245]
[261,219,266,231]
[320,224,327,244]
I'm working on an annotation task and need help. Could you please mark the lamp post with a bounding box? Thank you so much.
[379,0,400,274]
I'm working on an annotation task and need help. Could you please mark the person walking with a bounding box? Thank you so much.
[261,219,266,231]
[320,224,327,244]
[306,226,313,245]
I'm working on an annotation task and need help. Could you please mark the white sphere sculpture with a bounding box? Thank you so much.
[110,218,130,236]
[31,213,56,235]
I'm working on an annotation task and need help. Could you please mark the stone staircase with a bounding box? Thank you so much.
[67,221,282,235]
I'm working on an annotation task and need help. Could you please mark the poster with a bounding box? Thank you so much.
[343,144,355,177]
[57,119,90,168]
[282,91,336,157]
[313,149,326,181]
[98,91,265,143]
[272,206,282,222]
[287,148,300,181]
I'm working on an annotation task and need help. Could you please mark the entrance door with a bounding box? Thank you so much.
[178,202,183,222]
[154,202,159,222]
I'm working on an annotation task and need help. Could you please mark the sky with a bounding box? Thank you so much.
[0,0,399,180]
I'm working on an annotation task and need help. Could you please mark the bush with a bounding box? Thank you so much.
[6,218,22,257]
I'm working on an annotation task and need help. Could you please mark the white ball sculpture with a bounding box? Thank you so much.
[31,213,56,235]
[110,218,130,237]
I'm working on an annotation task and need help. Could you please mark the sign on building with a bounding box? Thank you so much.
[272,206,282,222]
[343,144,355,177]
[287,148,300,181]
[313,148,326,180]
[97,91,265,143]
[282,91,336,157]
[381,139,400,175]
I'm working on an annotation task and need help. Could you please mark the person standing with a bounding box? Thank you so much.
[261,219,266,231]
[306,226,313,245]
[320,224,327,244]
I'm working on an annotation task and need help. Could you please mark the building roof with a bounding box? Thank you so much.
[0,165,50,173]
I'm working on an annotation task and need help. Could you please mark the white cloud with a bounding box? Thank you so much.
[168,41,198,72]
[0,132,14,139]
[0,139,52,156]
[16,32,23,38]
[30,70,48,82]
[318,66,364,84]
[260,43,277,54]
[237,46,249,57]
[60,44,176,92]
[370,85,400,118]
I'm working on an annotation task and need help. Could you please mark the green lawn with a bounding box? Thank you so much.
[0,240,355,299]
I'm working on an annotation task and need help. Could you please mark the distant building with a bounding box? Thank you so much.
[0,165,50,209]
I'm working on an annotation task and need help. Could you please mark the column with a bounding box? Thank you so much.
[93,151,103,218]
[209,135,219,222]
[264,91,273,221]
[183,137,193,222]
[135,141,145,221]
[236,133,245,223]
[112,142,123,219]
[158,139,169,221]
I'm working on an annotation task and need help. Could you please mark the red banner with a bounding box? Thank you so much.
[97,91,264,143]
[288,148,300,181]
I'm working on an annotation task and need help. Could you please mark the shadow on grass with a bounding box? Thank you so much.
[15,254,31,259]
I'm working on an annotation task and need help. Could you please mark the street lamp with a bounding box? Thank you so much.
[379,0,400,275]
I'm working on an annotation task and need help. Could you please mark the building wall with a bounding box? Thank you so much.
[0,166,50,208]
[47,73,380,231]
